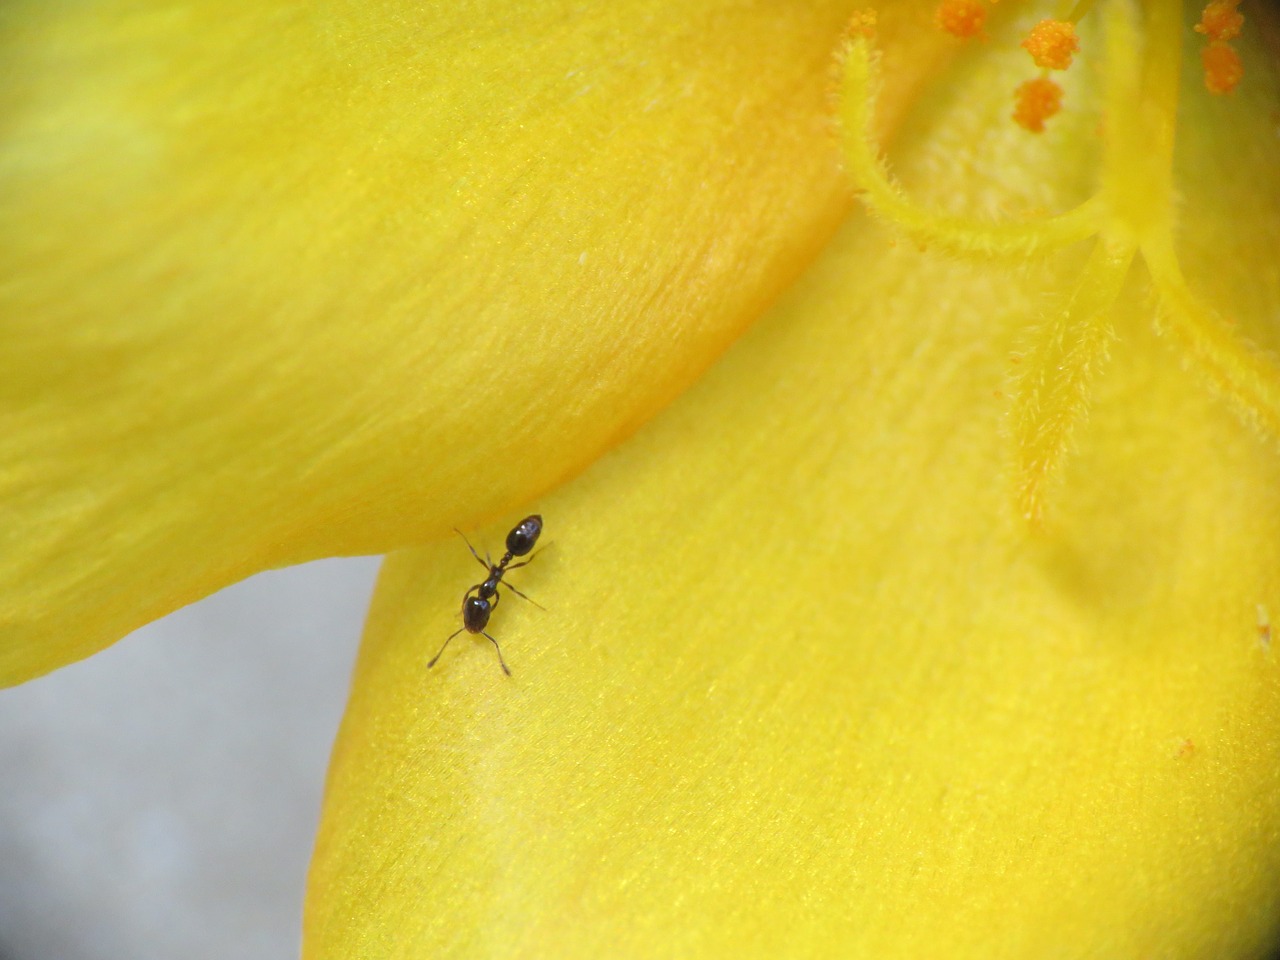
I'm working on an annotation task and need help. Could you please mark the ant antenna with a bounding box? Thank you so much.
[455,528,490,571]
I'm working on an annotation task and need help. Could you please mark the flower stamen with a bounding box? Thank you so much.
[1200,41,1244,94]
[936,0,989,40]
[837,34,1102,258]
[837,0,1280,525]
[1195,0,1245,92]
[1012,76,1065,133]
[1012,239,1132,524]
[1014,16,1084,132]
[1195,0,1243,41]
[1145,238,1280,441]
[1022,19,1081,70]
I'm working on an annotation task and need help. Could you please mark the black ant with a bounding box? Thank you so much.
[428,514,543,676]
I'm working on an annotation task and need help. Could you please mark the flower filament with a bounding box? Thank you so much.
[838,0,1278,524]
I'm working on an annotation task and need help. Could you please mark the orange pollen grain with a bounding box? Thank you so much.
[1195,0,1244,41]
[935,0,986,39]
[846,8,877,39]
[1202,40,1243,94]
[1012,76,1063,133]
[1021,19,1080,70]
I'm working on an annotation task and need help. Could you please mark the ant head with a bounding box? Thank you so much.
[506,515,543,556]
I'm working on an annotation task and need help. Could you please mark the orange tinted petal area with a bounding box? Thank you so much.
[0,0,872,685]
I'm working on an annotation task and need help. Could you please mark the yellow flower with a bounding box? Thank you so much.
[5,1,1280,956]
[0,0,854,680]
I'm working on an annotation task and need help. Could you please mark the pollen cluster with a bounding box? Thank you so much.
[927,2,1251,128]
[1012,76,1063,134]
[845,8,876,40]
[1201,41,1244,94]
[1195,0,1244,93]
[1011,19,1078,133]
[1022,19,1080,70]
[1196,0,1244,41]
[935,0,987,40]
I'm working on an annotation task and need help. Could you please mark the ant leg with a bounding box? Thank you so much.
[501,580,545,610]
[483,632,512,676]
[455,529,490,573]
[428,628,465,669]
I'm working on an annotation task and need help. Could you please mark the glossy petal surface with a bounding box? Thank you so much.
[1,0,864,683]
[308,11,1280,957]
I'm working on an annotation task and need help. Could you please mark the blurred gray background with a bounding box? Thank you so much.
[0,556,381,960]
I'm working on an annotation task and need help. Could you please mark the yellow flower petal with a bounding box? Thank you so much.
[306,9,1280,956]
[1,1,878,685]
